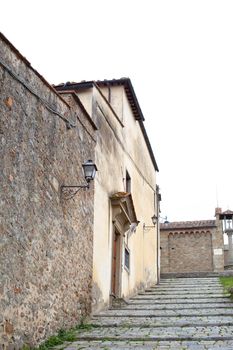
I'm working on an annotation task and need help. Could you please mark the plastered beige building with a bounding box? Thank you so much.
[56,79,160,311]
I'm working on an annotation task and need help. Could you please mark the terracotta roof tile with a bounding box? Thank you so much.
[160,220,216,230]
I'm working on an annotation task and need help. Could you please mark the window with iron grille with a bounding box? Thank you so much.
[124,246,130,271]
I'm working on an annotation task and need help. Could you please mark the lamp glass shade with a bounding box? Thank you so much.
[82,160,97,183]
[151,214,157,226]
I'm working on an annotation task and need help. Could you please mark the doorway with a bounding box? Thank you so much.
[111,228,121,297]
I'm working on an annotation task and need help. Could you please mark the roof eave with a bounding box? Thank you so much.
[139,120,159,172]
[54,78,159,172]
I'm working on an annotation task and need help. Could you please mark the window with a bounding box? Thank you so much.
[124,246,130,271]
[126,170,131,193]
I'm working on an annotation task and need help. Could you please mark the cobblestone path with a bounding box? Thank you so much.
[64,277,233,349]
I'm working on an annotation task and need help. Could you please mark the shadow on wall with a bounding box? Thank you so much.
[92,282,105,312]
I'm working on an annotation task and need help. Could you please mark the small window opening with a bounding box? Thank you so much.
[124,246,130,271]
[126,170,131,193]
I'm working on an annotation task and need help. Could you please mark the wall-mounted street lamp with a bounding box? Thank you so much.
[81,159,98,186]
[143,214,157,230]
[61,160,97,199]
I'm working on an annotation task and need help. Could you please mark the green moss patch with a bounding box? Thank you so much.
[35,323,100,350]
[219,276,233,296]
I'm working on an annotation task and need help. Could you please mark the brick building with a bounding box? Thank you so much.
[160,208,224,274]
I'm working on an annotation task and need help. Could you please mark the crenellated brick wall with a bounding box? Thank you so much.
[160,214,224,274]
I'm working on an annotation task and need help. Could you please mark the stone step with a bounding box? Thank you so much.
[156,285,222,289]
[159,283,222,286]
[91,315,233,327]
[134,293,229,300]
[65,339,233,350]
[146,284,223,292]
[116,302,233,310]
[160,276,220,279]
[63,277,233,350]
[156,285,222,290]
[132,293,229,300]
[140,290,225,295]
[157,286,223,290]
[74,325,233,341]
[96,308,233,317]
[159,279,221,283]
[159,281,221,285]
[130,297,231,304]
[158,281,221,286]
[161,272,224,277]
[129,296,231,304]
[159,277,220,281]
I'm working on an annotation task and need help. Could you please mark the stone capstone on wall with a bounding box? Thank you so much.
[0,34,96,349]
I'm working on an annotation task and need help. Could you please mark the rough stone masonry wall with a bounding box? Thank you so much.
[0,34,96,349]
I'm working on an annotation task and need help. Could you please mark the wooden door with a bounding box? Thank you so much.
[111,229,120,296]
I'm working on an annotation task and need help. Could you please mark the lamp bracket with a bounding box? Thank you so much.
[61,184,89,200]
[62,185,90,189]
[143,224,155,230]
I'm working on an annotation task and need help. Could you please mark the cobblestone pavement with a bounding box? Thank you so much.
[63,277,233,349]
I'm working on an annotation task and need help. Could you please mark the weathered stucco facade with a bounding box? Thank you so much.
[160,208,224,274]
[0,34,96,348]
[56,79,160,312]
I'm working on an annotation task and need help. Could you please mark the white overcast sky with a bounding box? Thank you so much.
[1,0,233,222]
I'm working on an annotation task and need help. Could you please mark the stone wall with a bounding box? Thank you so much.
[160,215,224,274]
[166,231,213,273]
[0,34,96,348]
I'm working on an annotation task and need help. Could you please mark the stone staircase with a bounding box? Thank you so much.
[64,277,233,349]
